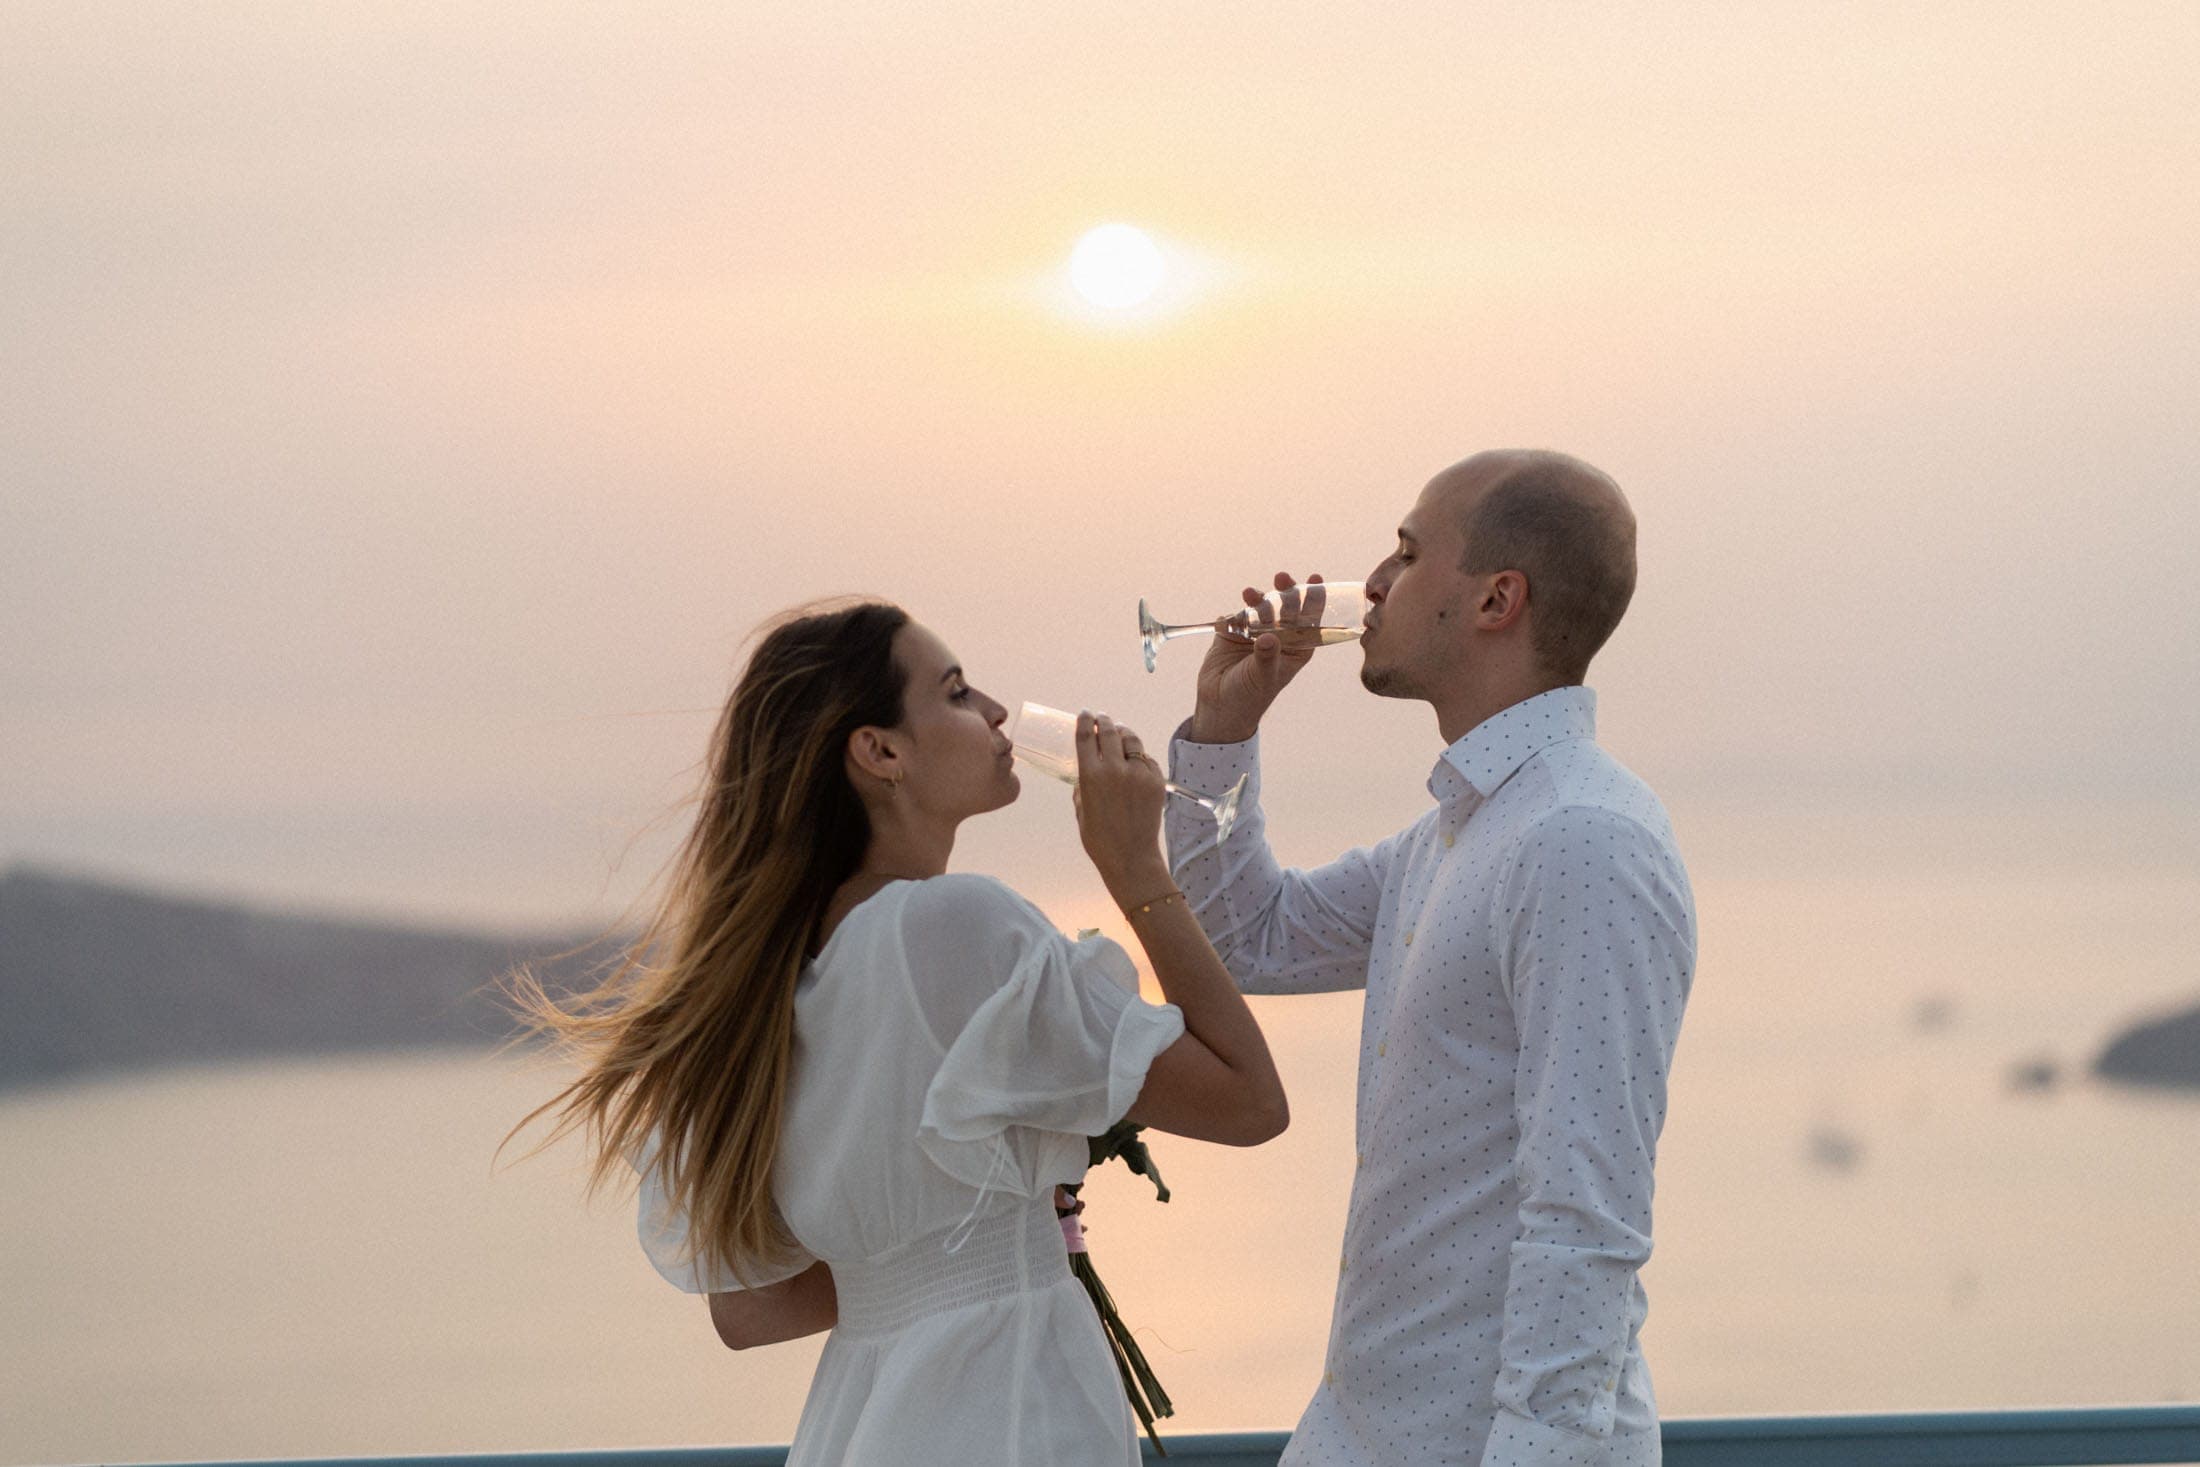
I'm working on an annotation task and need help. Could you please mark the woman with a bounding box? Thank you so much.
[504,599,1288,1465]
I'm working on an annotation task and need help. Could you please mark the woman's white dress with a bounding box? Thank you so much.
[636,873,1187,1465]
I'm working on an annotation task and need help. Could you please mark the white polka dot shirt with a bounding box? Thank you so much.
[1167,685,1696,1467]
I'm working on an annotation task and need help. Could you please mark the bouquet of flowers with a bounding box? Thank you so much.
[1059,1118,1175,1452]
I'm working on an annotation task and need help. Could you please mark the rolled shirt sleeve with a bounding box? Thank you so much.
[1167,720,1399,996]
[1480,803,1696,1467]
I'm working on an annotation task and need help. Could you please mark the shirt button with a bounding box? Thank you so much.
[1324,1370,1336,1387]
[1376,1040,1387,1057]
[1402,928,1415,945]
[1339,1254,1348,1273]
[1443,833,1455,849]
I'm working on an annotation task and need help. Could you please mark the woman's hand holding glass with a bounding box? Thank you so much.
[1011,702,1247,856]
[1068,712,1172,902]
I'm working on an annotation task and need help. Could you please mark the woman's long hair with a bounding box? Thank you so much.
[500,599,911,1284]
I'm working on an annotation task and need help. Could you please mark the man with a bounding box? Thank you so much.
[1164,450,1696,1466]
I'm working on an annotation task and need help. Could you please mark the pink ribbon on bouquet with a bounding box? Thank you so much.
[1057,1190,1090,1254]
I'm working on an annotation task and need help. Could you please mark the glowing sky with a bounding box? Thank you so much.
[3,2,2195,927]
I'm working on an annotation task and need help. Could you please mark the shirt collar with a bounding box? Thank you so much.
[1426,685,1598,808]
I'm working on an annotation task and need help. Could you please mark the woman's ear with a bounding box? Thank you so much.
[845,726,901,785]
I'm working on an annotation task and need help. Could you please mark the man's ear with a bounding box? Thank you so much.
[846,726,900,784]
[1478,570,1530,633]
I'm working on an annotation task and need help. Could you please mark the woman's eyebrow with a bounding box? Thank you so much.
[939,665,963,684]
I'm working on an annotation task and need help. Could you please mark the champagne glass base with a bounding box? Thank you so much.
[1209,771,1248,845]
[1137,598,1165,673]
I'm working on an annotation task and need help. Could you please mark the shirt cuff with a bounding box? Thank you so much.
[1478,1409,1641,1467]
[1166,717,1259,789]
[1164,719,1260,870]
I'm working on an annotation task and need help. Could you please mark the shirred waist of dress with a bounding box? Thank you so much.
[828,1198,1070,1340]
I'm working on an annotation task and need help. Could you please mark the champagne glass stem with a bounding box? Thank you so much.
[1138,583,1367,672]
[1140,598,1221,672]
[1140,600,1259,672]
[1162,771,1247,845]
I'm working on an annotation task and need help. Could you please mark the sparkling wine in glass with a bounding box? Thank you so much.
[1009,701,1247,845]
[1137,579,1369,673]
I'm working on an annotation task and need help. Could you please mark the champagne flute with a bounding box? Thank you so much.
[1137,579,1370,673]
[1009,701,1247,845]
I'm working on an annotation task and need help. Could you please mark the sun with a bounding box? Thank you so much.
[1067,223,1167,310]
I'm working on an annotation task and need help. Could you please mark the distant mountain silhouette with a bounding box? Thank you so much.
[2094,999,2200,1092]
[0,865,610,1092]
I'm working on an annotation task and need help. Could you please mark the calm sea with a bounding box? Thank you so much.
[4,867,2197,1464]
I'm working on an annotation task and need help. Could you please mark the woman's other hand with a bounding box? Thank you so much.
[1071,711,1169,901]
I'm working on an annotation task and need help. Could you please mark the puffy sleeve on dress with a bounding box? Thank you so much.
[633,1140,816,1295]
[907,874,1186,1198]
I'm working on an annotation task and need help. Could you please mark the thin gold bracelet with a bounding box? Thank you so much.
[1124,888,1185,919]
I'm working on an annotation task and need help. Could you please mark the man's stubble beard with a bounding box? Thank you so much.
[1359,656,1420,700]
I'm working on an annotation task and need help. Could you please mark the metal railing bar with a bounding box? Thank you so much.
[117,1405,2200,1467]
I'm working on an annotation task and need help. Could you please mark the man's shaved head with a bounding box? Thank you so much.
[1433,450,1637,683]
